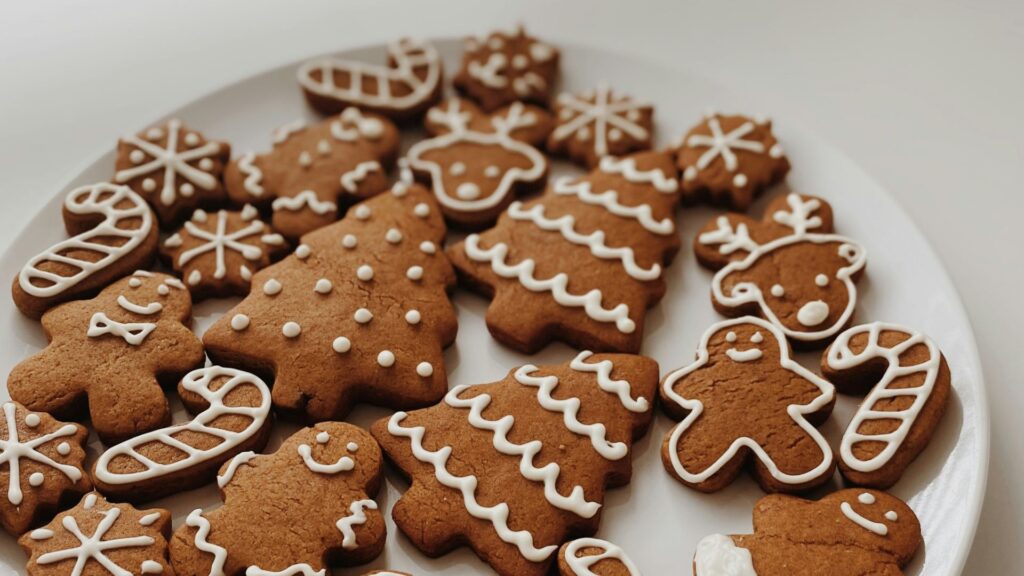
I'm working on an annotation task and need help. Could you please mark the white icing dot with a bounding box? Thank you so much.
[180,182,195,197]
[230,314,250,331]
[406,266,424,281]
[815,273,829,287]
[315,279,333,294]
[488,37,504,50]
[199,158,214,171]
[157,284,170,296]
[725,331,737,343]
[129,278,143,288]
[577,126,591,141]
[732,173,748,188]
[346,442,359,452]
[751,331,764,343]
[626,109,641,121]
[263,278,282,295]
[609,128,623,141]
[354,308,373,324]
[770,284,785,297]
[456,183,480,200]
[449,162,467,176]
[342,234,358,248]
[420,241,436,254]
[25,414,40,427]
[354,205,372,220]
[414,202,431,217]
[282,321,301,338]
[769,143,784,159]
[885,511,898,521]
[142,178,156,191]
[141,560,163,574]
[416,362,434,377]
[385,228,403,244]
[392,183,408,197]
[858,493,876,505]
[405,310,421,325]
[56,442,71,456]
[377,350,395,367]
[295,244,312,259]
[317,139,331,155]
[332,336,351,353]
[29,528,54,541]
[146,127,164,140]
[239,265,252,281]
[129,150,145,164]
[192,209,208,222]
[299,151,313,167]
[357,264,374,281]
[512,54,529,70]
[484,165,501,178]
[683,166,697,182]
[187,270,201,286]
[316,431,330,444]
[184,132,200,146]
[28,472,44,487]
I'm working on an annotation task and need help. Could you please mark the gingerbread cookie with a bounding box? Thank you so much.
[202,183,457,422]
[20,492,172,576]
[558,538,641,576]
[8,270,205,444]
[170,423,385,574]
[161,206,289,299]
[661,316,836,493]
[675,112,790,210]
[372,352,657,576]
[824,322,952,488]
[298,38,443,121]
[547,84,654,169]
[696,193,866,346]
[92,366,272,503]
[692,489,921,576]
[115,119,230,226]
[0,402,90,536]
[224,107,400,241]
[449,151,681,353]
[407,98,553,227]
[454,26,559,111]
[13,183,159,319]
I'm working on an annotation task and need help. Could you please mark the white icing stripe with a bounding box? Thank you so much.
[271,120,306,145]
[272,191,337,216]
[216,451,257,488]
[386,412,557,562]
[38,507,156,576]
[840,501,888,535]
[463,235,635,334]
[186,509,228,576]
[570,351,649,412]
[19,183,153,298]
[694,533,758,576]
[445,384,601,518]
[552,177,674,235]
[662,316,835,485]
[564,537,641,576]
[507,202,661,281]
[827,322,942,473]
[117,295,162,315]
[340,161,382,193]
[87,313,156,345]
[245,566,325,576]
[115,119,221,207]
[552,84,651,159]
[94,367,271,485]
[237,152,264,197]
[297,439,354,474]
[1,402,82,506]
[698,216,758,255]
[598,155,677,193]
[335,499,378,549]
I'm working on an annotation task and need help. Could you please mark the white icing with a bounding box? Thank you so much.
[840,501,888,535]
[186,509,228,575]
[37,507,156,576]
[377,350,395,367]
[385,228,403,243]
[330,108,385,142]
[858,492,876,504]
[216,451,258,489]
[340,161,382,193]
[246,565,325,576]
[138,512,161,526]
[335,499,377,549]
[467,53,509,88]
[141,560,164,574]
[413,202,431,217]
[282,321,301,338]
[332,337,351,353]
[683,116,766,187]
[263,279,282,295]
[295,244,312,259]
[552,84,651,159]
[406,266,424,280]
[25,414,40,427]
[598,155,678,193]
[419,241,436,254]
[698,216,758,255]
[796,300,830,327]
[694,533,758,576]
[176,210,269,282]
[87,313,156,346]
[886,511,899,521]
[272,190,337,216]
[354,308,373,324]
[570,351,649,412]
[353,205,372,220]
[314,279,332,294]
[356,264,374,281]
[404,310,421,324]
[29,472,44,486]
[416,362,433,377]
[815,273,829,287]
[231,314,250,331]
[342,234,357,249]
[237,152,264,197]
[552,177,674,235]
[725,348,763,362]
[297,433,354,474]
[30,528,54,540]
[564,537,641,576]
[773,194,823,236]
[115,119,221,207]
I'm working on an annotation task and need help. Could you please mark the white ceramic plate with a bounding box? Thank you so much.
[0,39,988,575]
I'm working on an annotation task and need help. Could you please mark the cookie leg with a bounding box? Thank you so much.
[88,375,171,444]
[752,422,835,493]
[663,419,749,492]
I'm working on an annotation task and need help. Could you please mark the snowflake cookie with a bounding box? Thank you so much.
[8,271,205,444]
[558,538,641,576]
[202,183,457,422]
[114,119,231,227]
[13,183,159,319]
[547,83,655,169]
[169,423,385,574]
[454,25,560,111]
[372,352,658,576]
[0,402,90,536]
[675,112,790,210]
[298,38,443,121]
[160,205,288,299]
[19,492,172,576]
[406,98,554,227]
[224,108,400,241]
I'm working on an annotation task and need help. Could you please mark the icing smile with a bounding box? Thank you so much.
[840,500,889,536]
[726,348,762,362]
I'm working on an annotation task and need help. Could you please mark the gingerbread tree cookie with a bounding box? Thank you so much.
[660,316,836,493]
[170,423,385,575]
[224,107,400,241]
[160,205,289,299]
[371,352,658,576]
[20,492,173,576]
[455,26,560,111]
[114,119,231,227]
[696,193,866,346]
[0,402,90,536]
[407,98,553,228]
[8,270,205,444]
[202,183,457,422]
[692,489,921,576]
[548,84,655,169]
[675,112,790,210]
[824,322,952,488]
[298,38,443,121]
[13,183,159,319]
[558,538,641,576]
[449,151,681,353]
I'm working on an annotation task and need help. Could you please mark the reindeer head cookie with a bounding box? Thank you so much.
[407,98,553,227]
[7,271,205,444]
[693,489,921,576]
[224,108,400,241]
[660,316,836,493]
[455,26,559,111]
[169,423,385,575]
[696,193,866,346]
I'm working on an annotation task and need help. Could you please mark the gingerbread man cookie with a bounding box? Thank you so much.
[0,402,90,536]
[224,107,400,241]
[696,193,866,346]
[161,206,289,299]
[692,489,921,576]
[455,25,560,111]
[372,352,657,576]
[298,38,443,121]
[660,316,836,493]
[547,84,654,169]
[115,119,231,226]
[20,492,173,576]
[169,423,385,575]
[8,270,205,444]
[824,322,952,488]
[675,112,790,210]
[407,98,553,227]
[13,183,159,319]
[449,151,681,353]
[202,183,457,422]
[558,538,641,576]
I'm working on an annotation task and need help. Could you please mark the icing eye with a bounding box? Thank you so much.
[885,511,898,521]
[750,331,763,344]
[770,284,784,297]
[815,274,829,287]
[725,331,737,343]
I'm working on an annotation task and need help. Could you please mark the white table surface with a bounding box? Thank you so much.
[0,0,1019,573]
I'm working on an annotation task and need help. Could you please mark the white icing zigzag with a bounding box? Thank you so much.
[186,509,228,575]
[569,351,649,413]
[272,190,338,216]
[340,161,382,193]
[552,177,674,235]
[598,155,678,193]
[335,499,378,550]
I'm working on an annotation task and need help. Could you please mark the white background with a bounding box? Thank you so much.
[0,0,1019,573]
